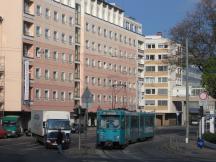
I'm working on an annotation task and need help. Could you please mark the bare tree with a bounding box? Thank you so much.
[170,0,216,71]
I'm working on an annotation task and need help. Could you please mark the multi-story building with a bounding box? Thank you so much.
[0,0,144,126]
[139,34,183,126]
[172,65,216,126]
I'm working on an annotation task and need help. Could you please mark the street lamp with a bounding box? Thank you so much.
[185,38,189,144]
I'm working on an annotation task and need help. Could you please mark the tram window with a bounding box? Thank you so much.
[121,118,125,129]
[131,116,138,128]
[144,117,154,126]
[100,115,120,129]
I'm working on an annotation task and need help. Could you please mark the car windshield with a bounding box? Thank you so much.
[47,119,70,130]
[3,121,16,127]
[100,115,120,129]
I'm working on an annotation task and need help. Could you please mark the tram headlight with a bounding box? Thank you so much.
[115,135,120,140]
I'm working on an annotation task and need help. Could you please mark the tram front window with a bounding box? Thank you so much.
[100,115,120,129]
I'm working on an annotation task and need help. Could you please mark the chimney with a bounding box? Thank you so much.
[156,32,163,36]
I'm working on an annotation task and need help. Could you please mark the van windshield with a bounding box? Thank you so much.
[3,121,16,127]
[47,119,70,130]
[99,115,120,129]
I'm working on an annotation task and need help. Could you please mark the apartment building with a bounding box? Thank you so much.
[139,34,183,126]
[0,0,144,126]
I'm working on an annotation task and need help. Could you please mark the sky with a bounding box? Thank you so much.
[107,0,199,36]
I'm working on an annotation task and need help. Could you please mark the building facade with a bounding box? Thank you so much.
[0,0,144,126]
[138,34,183,126]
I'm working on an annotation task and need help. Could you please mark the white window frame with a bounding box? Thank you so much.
[35,88,41,100]
[44,89,50,100]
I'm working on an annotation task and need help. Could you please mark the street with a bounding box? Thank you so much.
[0,127,215,162]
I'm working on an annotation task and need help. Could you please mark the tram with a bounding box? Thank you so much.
[96,109,155,148]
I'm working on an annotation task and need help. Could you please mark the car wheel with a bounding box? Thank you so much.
[3,134,7,139]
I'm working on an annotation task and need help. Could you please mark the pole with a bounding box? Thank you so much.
[201,117,205,134]
[84,101,88,137]
[78,107,81,150]
[210,110,215,133]
[185,38,189,144]
[199,119,202,139]
[0,17,4,122]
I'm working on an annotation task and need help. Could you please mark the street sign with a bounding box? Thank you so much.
[199,100,208,107]
[81,87,93,109]
[199,92,208,100]
[176,112,180,116]
[197,138,204,149]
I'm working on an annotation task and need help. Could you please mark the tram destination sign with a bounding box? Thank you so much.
[102,111,118,115]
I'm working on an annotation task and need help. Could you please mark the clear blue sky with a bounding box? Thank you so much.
[107,0,198,36]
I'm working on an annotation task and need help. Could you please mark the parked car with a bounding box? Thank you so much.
[0,125,7,139]
[2,115,23,137]
[71,123,84,133]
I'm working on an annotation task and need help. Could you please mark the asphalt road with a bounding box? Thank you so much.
[0,126,215,162]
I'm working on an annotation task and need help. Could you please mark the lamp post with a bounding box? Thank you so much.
[0,16,4,122]
[185,38,189,144]
[111,83,127,109]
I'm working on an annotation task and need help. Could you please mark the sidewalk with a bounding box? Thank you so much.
[160,134,216,160]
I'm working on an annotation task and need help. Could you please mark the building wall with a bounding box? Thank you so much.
[30,0,76,111]
[1,0,143,113]
[0,0,23,111]
[140,35,182,126]
[82,14,138,112]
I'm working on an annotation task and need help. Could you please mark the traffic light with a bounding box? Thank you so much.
[74,106,86,117]
[199,106,204,117]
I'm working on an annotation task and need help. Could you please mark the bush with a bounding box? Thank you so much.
[203,132,216,144]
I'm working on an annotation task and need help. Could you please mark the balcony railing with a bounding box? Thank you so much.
[0,66,4,72]
[138,49,144,54]
[74,73,80,80]
[74,91,80,98]
[0,96,4,103]
[75,55,80,62]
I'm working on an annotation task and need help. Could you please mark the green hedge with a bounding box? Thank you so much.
[203,132,216,144]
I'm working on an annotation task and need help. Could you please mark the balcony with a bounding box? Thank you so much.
[0,80,4,87]
[74,91,80,99]
[23,21,34,39]
[75,4,81,26]
[75,45,80,62]
[137,72,144,78]
[24,0,35,18]
[138,49,144,54]
[75,28,80,44]
[138,64,144,70]
[74,73,80,80]
[0,96,4,103]
[0,65,4,72]
[23,42,34,58]
[75,13,81,26]
[138,59,144,64]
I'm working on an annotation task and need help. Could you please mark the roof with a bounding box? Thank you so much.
[97,0,124,13]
